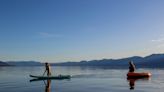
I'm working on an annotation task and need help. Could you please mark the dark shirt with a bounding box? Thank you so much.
[129,62,135,72]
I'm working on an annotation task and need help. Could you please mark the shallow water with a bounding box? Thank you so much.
[0,66,164,92]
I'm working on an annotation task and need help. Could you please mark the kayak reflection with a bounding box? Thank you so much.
[29,77,70,92]
[127,77,150,90]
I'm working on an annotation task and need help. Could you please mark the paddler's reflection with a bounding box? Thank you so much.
[128,78,135,90]
[127,77,150,90]
[45,80,51,92]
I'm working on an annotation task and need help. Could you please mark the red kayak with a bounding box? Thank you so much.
[127,72,151,78]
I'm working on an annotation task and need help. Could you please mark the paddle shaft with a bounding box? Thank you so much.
[43,70,47,76]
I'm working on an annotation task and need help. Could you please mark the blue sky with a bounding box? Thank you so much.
[0,0,164,62]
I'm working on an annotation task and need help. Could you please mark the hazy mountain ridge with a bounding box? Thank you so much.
[0,61,9,66]
[51,54,164,68]
[1,53,164,68]
[6,61,43,66]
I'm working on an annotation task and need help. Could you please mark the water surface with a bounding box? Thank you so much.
[0,66,164,92]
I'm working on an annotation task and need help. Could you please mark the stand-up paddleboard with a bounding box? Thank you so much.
[30,75,71,80]
[127,72,151,78]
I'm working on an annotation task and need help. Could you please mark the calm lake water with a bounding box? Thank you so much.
[0,66,164,92]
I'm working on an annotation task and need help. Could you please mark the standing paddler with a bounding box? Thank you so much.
[43,62,51,76]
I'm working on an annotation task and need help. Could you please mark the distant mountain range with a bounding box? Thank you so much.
[6,61,43,66]
[1,53,164,68]
[0,61,9,66]
[51,53,164,68]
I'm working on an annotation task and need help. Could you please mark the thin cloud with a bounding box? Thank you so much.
[38,32,63,38]
[151,38,164,42]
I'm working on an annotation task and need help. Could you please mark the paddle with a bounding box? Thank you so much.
[43,70,47,76]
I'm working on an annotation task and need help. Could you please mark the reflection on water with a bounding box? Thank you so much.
[45,80,51,92]
[1,66,164,92]
[127,77,150,90]
[128,78,135,90]
[30,79,51,92]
